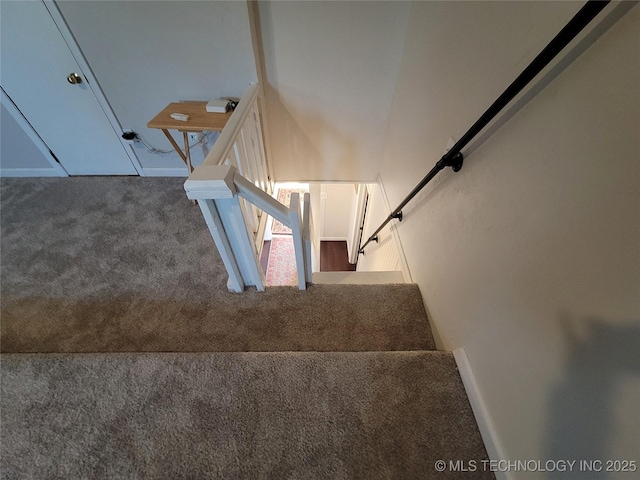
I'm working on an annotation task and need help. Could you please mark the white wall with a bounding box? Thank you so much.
[258,0,410,182]
[375,2,639,476]
[357,182,402,273]
[57,0,256,174]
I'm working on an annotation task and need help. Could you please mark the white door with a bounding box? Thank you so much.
[0,0,137,175]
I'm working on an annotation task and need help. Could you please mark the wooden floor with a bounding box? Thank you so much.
[263,239,355,274]
[320,241,356,272]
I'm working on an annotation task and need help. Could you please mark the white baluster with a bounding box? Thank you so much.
[236,128,260,229]
[252,103,271,194]
[302,193,313,284]
[289,192,306,290]
[229,141,241,172]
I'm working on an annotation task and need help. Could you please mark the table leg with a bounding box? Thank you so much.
[182,131,193,174]
[161,129,188,165]
[182,132,197,205]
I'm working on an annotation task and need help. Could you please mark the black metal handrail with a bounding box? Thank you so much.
[359,0,609,254]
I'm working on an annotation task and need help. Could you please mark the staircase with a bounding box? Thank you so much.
[0,177,492,479]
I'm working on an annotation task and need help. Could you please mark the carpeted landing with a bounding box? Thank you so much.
[0,177,492,479]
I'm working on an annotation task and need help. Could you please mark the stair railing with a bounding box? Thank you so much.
[202,83,272,252]
[184,83,311,292]
[185,166,310,292]
[359,0,610,255]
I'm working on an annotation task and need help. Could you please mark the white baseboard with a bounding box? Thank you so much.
[453,348,513,480]
[0,168,66,177]
[141,168,189,177]
[320,237,348,242]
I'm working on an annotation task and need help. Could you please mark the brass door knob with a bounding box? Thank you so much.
[67,73,82,84]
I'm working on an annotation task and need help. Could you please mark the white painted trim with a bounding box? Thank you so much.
[376,174,413,283]
[43,0,144,176]
[453,348,513,480]
[320,237,348,242]
[141,168,188,178]
[1,88,68,177]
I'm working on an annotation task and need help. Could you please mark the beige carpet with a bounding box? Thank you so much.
[1,351,493,480]
[0,177,491,479]
[0,177,435,353]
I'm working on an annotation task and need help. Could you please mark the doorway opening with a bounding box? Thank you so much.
[262,182,373,286]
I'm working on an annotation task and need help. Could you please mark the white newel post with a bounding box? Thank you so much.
[196,199,244,293]
[184,165,265,292]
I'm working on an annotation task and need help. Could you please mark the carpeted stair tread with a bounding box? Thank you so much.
[1,177,435,353]
[0,283,434,352]
[1,351,492,479]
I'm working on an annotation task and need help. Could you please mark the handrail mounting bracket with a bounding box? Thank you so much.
[439,151,464,173]
[390,211,403,222]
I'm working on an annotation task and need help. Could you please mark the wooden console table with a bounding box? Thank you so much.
[147,102,232,173]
